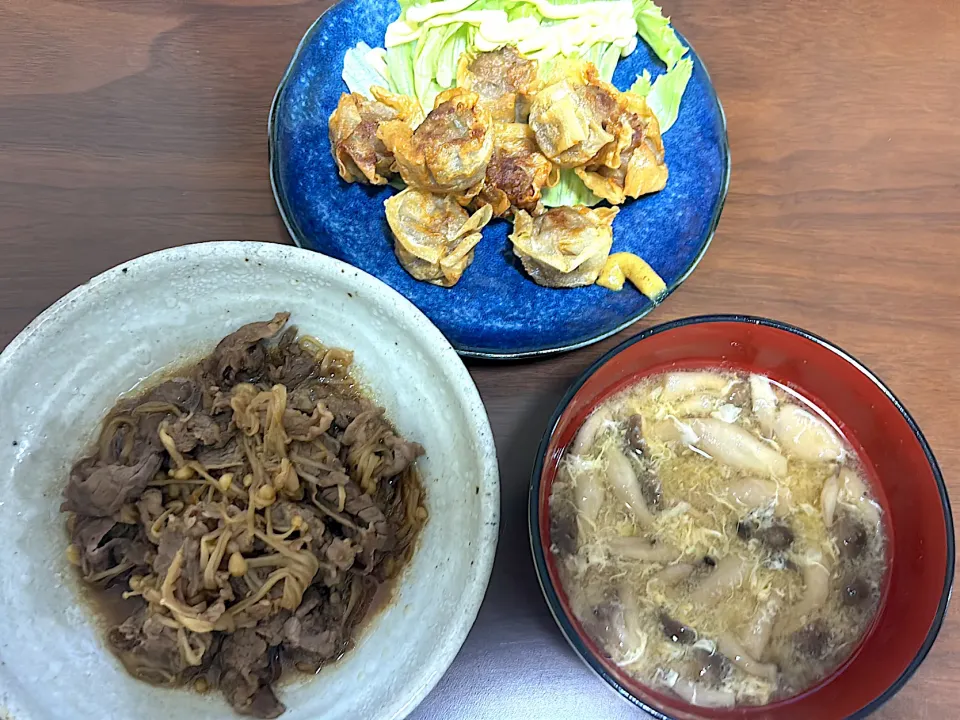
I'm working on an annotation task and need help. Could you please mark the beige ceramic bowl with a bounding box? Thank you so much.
[0,241,499,720]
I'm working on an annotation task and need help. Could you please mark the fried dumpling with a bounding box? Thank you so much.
[575,92,668,204]
[385,188,494,287]
[378,88,494,196]
[472,123,558,217]
[509,206,618,288]
[328,88,423,185]
[527,60,623,169]
[456,46,540,123]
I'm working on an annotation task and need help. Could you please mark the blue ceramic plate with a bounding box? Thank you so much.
[269,0,730,359]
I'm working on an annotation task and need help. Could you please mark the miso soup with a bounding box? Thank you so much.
[548,370,886,707]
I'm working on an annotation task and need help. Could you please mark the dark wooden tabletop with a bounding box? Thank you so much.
[2,0,958,718]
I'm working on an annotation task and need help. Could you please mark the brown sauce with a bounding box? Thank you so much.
[62,314,427,717]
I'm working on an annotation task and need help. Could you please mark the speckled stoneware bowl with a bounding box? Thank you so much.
[0,241,499,720]
[269,0,730,359]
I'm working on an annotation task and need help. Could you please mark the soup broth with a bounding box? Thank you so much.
[549,370,886,708]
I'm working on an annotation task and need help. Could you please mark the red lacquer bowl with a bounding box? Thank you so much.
[529,315,953,719]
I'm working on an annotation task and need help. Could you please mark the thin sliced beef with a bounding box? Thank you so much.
[71,516,150,581]
[283,404,333,442]
[135,410,179,453]
[285,579,377,672]
[205,312,290,387]
[378,434,425,478]
[272,501,325,537]
[342,409,424,484]
[195,437,245,469]
[143,378,201,414]
[62,452,161,517]
[281,587,345,668]
[254,610,293,647]
[267,332,318,388]
[180,536,204,600]
[97,416,138,465]
[72,515,117,561]
[320,481,390,567]
[289,436,342,468]
[136,489,165,527]
[341,409,385,446]
[153,527,186,578]
[325,537,358,571]
[321,391,375,429]
[167,412,224,453]
[218,629,285,719]
[321,481,387,533]
[111,608,214,686]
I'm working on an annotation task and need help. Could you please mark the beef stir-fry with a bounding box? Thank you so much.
[62,313,427,718]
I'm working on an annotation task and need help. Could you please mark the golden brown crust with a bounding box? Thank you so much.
[575,93,668,204]
[328,89,423,185]
[378,88,494,196]
[527,60,623,169]
[456,46,541,123]
[384,188,493,286]
[471,123,558,218]
[508,205,618,287]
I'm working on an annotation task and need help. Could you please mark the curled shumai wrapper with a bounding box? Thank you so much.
[377,87,494,196]
[456,46,541,123]
[527,59,624,169]
[576,92,668,204]
[471,123,558,218]
[509,205,618,288]
[385,188,494,287]
[327,87,423,185]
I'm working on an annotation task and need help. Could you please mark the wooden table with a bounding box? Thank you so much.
[1,0,957,717]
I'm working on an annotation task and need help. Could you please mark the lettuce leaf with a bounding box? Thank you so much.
[629,68,652,96]
[408,14,480,108]
[629,56,691,132]
[385,40,418,96]
[645,56,691,131]
[435,24,472,88]
[541,169,602,207]
[412,25,451,108]
[342,42,391,97]
[632,0,686,69]
[579,41,621,82]
[397,0,426,12]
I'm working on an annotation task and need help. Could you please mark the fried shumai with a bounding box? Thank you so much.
[509,205,619,288]
[471,123,558,217]
[327,44,673,291]
[456,46,541,123]
[575,92,668,204]
[328,87,422,185]
[385,188,494,287]
[527,60,624,170]
[378,88,494,197]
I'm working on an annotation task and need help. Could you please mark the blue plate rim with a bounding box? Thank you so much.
[267,5,732,360]
[527,314,955,719]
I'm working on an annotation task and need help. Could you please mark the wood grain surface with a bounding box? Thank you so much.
[1,0,958,718]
